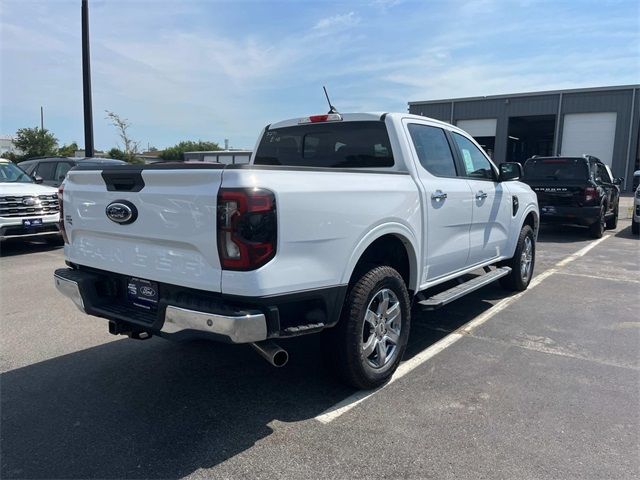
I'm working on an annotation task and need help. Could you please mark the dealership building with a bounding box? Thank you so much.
[408,85,639,191]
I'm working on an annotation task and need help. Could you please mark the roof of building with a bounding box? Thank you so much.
[408,84,640,106]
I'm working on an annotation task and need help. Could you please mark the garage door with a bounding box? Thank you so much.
[456,119,497,137]
[561,112,617,166]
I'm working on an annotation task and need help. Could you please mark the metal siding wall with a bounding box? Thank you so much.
[409,103,451,122]
[559,90,635,181]
[412,95,559,164]
[627,90,640,187]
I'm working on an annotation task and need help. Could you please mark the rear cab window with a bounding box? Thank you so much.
[254,121,394,168]
[524,158,589,181]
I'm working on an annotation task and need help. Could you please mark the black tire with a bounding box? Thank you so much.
[589,206,605,239]
[499,225,535,292]
[632,218,639,235]
[605,205,618,230]
[327,265,411,389]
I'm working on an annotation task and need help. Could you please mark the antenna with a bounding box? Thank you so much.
[323,86,338,114]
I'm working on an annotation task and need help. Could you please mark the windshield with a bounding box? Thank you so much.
[0,162,33,183]
[254,121,394,168]
[524,158,589,181]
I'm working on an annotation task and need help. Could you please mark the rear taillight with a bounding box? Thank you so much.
[57,185,69,244]
[584,186,597,203]
[217,188,277,271]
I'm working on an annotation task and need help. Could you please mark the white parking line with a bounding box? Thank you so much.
[556,271,640,284]
[315,235,612,424]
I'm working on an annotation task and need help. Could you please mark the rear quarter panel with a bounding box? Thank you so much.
[220,167,421,296]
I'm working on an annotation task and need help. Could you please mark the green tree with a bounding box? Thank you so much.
[107,147,126,160]
[58,141,78,157]
[159,140,221,161]
[12,127,58,159]
[1,151,19,163]
[105,110,141,163]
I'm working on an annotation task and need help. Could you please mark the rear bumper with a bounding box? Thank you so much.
[54,268,267,343]
[539,205,600,226]
[54,266,346,343]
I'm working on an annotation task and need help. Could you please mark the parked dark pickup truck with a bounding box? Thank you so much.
[522,155,621,238]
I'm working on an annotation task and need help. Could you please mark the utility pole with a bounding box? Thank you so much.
[40,106,44,130]
[81,0,94,157]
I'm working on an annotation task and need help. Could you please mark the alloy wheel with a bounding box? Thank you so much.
[361,288,401,369]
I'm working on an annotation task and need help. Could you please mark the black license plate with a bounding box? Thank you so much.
[22,218,43,228]
[127,277,159,310]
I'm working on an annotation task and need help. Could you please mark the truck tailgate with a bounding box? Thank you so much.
[527,181,586,207]
[63,165,224,292]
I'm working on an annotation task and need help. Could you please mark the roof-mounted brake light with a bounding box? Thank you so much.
[299,113,343,124]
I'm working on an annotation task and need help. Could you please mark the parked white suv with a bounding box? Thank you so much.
[0,160,60,241]
[54,112,538,388]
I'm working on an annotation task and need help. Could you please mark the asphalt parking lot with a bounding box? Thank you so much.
[1,212,638,479]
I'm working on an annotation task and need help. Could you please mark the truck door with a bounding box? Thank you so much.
[450,132,512,266]
[404,122,473,282]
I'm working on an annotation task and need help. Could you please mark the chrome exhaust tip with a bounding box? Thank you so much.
[251,341,289,367]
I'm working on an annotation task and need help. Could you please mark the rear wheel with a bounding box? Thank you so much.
[605,204,618,230]
[328,265,411,389]
[589,206,605,238]
[499,225,535,291]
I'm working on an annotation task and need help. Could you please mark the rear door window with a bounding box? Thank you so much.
[254,121,394,168]
[34,161,56,180]
[524,158,589,181]
[407,124,457,177]
[595,163,612,183]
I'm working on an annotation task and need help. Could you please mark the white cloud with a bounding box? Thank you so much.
[313,12,360,31]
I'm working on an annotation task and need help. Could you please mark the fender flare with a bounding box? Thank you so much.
[340,222,421,293]
[507,205,539,258]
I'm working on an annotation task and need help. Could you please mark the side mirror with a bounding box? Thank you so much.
[499,162,523,181]
[614,177,623,186]
[33,175,44,184]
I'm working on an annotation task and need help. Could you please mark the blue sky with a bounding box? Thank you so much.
[1,0,638,150]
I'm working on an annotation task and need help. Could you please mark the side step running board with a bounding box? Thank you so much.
[418,267,512,310]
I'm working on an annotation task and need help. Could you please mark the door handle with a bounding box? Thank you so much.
[431,190,447,201]
[475,190,488,200]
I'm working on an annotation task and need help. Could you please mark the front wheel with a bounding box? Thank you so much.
[500,224,535,291]
[328,265,411,389]
[632,217,639,235]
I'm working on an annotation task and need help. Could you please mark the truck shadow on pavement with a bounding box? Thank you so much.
[0,285,508,479]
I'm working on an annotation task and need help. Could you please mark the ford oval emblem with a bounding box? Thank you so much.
[106,200,138,225]
[140,286,156,297]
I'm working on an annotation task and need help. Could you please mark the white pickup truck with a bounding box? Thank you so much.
[54,112,538,388]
